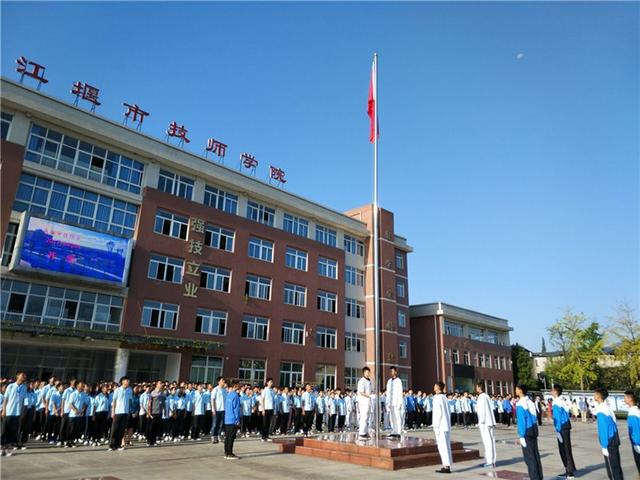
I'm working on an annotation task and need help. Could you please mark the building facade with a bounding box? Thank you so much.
[0,78,412,389]
[410,302,514,395]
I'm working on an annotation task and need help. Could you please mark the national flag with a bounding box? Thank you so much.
[368,60,379,143]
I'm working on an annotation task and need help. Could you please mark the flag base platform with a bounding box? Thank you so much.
[274,432,480,470]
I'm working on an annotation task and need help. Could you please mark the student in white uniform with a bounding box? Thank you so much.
[356,367,372,438]
[432,381,452,474]
[475,381,496,468]
[385,366,404,438]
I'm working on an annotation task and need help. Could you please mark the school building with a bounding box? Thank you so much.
[0,77,413,389]
[409,302,514,395]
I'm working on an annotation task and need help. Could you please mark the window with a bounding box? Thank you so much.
[283,213,309,237]
[463,351,471,366]
[469,327,484,341]
[1,112,13,140]
[0,280,123,331]
[245,274,271,300]
[238,359,265,385]
[395,252,404,270]
[203,185,237,214]
[452,349,459,364]
[315,364,336,390]
[148,254,183,283]
[190,356,223,384]
[344,235,364,256]
[494,355,500,369]
[315,326,337,349]
[24,123,145,194]
[501,357,507,370]
[486,330,499,344]
[283,283,306,307]
[474,352,479,367]
[399,341,407,359]
[444,321,463,337]
[315,225,336,247]
[345,266,363,286]
[280,361,303,388]
[195,309,226,336]
[246,200,275,227]
[242,315,269,340]
[157,169,194,200]
[281,321,305,345]
[285,247,307,271]
[14,173,138,237]
[248,236,273,262]
[488,380,494,396]
[485,354,492,368]
[344,367,359,389]
[317,291,337,313]
[345,332,365,352]
[318,257,338,279]
[396,280,406,299]
[1,222,19,267]
[444,348,450,363]
[399,373,409,389]
[141,300,178,330]
[204,224,234,252]
[397,310,407,328]
[345,298,365,318]
[479,353,486,368]
[154,209,188,240]
[199,265,231,292]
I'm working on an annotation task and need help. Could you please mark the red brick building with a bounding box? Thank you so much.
[0,78,413,388]
[410,302,514,395]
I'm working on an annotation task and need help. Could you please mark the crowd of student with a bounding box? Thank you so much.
[1,367,639,479]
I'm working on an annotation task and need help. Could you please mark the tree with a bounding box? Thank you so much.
[608,301,640,388]
[547,308,586,354]
[541,337,547,353]
[512,343,538,389]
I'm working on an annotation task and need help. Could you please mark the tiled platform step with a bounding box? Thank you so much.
[274,432,480,471]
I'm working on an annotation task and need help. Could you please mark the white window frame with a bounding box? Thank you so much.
[195,308,227,336]
[241,315,269,341]
[344,235,365,256]
[399,341,407,358]
[248,236,274,262]
[281,321,305,345]
[200,265,231,293]
[345,298,364,318]
[245,274,272,300]
[154,209,188,240]
[397,309,407,328]
[246,200,275,227]
[141,300,178,330]
[315,224,337,247]
[317,291,338,313]
[283,283,306,307]
[280,361,303,388]
[283,213,309,237]
[158,169,194,200]
[318,256,338,279]
[285,247,307,271]
[396,280,406,299]
[203,185,238,214]
[316,326,337,349]
[204,224,235,252]
[148,254,183,283]
[345,332,365,352]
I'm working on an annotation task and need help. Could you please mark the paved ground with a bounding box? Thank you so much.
[1,419,638,479]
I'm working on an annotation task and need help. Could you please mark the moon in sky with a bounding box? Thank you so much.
[516,53,525,60]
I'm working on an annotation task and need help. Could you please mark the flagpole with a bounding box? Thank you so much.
[372,52,381,444]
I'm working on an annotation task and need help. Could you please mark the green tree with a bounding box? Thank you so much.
[512,343,538,389]
[607,301,640,388]
[547,308,585,354]
[541,337,547,353]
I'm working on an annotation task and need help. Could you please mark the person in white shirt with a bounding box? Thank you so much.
[432,381,452,474]
[356,367,372,438]
[475,381,496,468]
[385,366,404,438]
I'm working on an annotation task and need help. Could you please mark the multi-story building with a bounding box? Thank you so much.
[0,77,412,389]
[410,302,514,395]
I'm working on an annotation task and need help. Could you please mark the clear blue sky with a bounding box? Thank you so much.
[2,2,638,351]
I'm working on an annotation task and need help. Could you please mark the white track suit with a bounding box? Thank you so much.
[476,391,497,465]
[356,377,372,436]
[432,392,453,467]
[386,376,405,436]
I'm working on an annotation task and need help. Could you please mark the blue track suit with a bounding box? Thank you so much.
[223,390,240,457]
[595,401,623,480]
[516,396,543,480]
[628,405,640,474]
[552,397,576,476]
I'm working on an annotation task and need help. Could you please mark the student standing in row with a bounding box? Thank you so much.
[624,390,640,475]
[356,367,372,439]
[1,372,27,456]
[386,366,404,438]
[594,388,624,480]
[108,377,132,451]
[223,383,240,460]
[301,384,314,437]
[210,377,226,444]
[432,381,452,474]
[551,385,576,479]
[475,381,496,468]
[260,378,275,442]
[516,384,543,480]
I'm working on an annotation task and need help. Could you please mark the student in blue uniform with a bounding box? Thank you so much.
[44,383,63,444]
[210,377,227,444]
[1,372,28,456]
[301,384,315,437]
[223,383,241,459]
[594,388,624,480]
[20,382,37,447]
[551,385,576,479]
[108,376,132,451]
[624,389,640,474]
[240,386,254,437]
[260,378,276,441]
[515,384,543,480]
[315,391,325,433]
[278,387,291,435]
[94,384,110,443]
[191,383,205,440]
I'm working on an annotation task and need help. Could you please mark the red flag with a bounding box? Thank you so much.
[368,61,378,142]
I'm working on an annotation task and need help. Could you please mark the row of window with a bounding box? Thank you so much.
[480,379,513,396]
[25,123,145,194]
[1,112,12,140]
[445,348,511,370]
[190,355,338,390]
[444,321,502,345]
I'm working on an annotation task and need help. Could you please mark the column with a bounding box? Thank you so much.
[113,348,130,381]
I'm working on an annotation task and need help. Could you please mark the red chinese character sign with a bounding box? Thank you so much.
[205,138,227,163]
[166,121,190,147]
[122,103,149,131]
[269,166,287,187]
[71,82,101,112]
[240,153,258,176]
[16,56,49,90]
